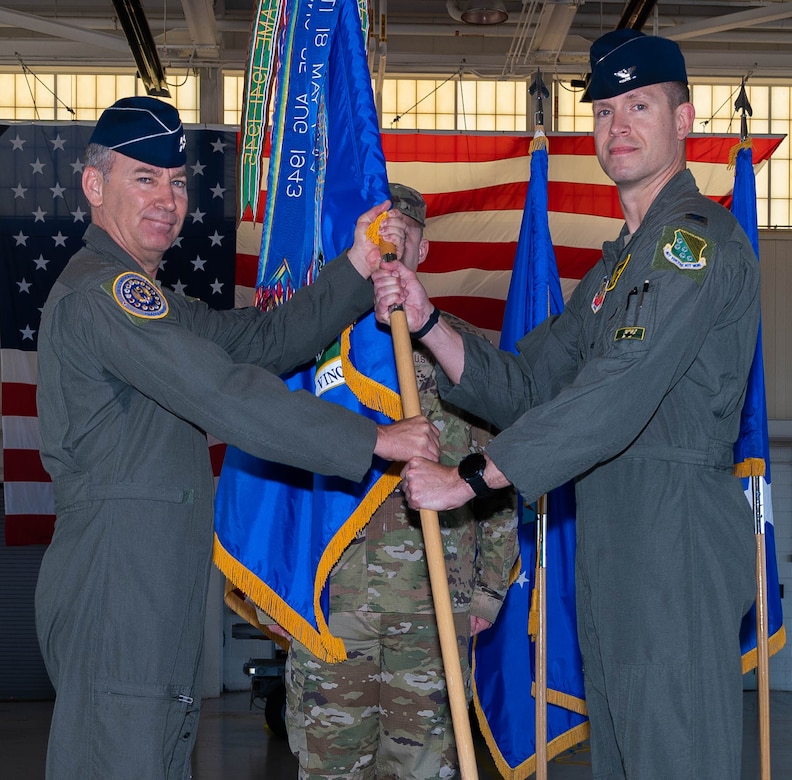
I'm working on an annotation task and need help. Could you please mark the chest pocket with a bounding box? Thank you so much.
[605,279,657,354]
[580,280,658,361]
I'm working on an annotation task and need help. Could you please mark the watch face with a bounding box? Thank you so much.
[459,453,486,480]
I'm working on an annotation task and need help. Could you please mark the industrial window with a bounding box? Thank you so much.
[1,70,786,227]
[0,72,199,123]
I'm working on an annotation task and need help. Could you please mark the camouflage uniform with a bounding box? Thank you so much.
[285,315,518,780]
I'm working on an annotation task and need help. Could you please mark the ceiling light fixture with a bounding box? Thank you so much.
[447,0,509,26]
[111,0,170,97]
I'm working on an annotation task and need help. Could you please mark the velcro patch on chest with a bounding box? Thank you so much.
[106,272,169,320]
[652,225,710,284]
[614,326,646,342]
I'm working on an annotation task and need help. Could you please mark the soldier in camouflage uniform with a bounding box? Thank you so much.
[281,185,518,779]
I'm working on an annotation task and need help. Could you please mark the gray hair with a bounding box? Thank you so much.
[84,143,115,177]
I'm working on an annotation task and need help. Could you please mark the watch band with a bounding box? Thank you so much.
[410,306,441,339]
[457,453,493,498]
[466,470,492,498]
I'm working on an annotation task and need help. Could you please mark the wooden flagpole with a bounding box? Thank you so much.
[734,85,772,779]
[535,495,548,780]
[389,307,479,779]
[528,78,551,779]
[752,474,772,780]
[380,242,479,780]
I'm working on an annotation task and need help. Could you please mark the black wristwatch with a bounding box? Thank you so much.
[458,453,493,498]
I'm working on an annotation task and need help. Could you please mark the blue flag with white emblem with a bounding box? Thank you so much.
[731,144,786,668]
[472,133,589,778]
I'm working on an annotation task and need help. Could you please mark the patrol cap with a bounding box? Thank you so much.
[88,96,187,168]
[588,29,687,101]
[389,183,426,227]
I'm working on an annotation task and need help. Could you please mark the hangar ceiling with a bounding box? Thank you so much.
[1,0,792,84]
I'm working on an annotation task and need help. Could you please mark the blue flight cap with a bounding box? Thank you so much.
[89,96,187,168]
[588,29,688,101]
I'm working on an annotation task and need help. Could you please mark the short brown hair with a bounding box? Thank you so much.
[662,81,691,108]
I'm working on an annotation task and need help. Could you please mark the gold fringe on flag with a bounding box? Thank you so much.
[734,456,766,478]
[341,323,404,420]
[529,128,548,154]
[222,578,290,651]
[214,461,401,664]
[527,681,588,716]
[471,641,591,780]
[742,625,788,674]
[727,137,753,170]
[528,586,539,638]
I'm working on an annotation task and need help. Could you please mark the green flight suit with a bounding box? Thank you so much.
[438,171,759,780]
[35,224,378,780]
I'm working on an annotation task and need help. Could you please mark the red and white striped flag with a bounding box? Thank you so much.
[3,130,782,544]
[1,123,237,545]
[237,132,782,343]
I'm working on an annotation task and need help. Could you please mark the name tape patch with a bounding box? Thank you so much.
[614,326,646,342]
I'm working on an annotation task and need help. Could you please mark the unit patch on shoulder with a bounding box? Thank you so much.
[110,272,169,320]
[652,225,711,284]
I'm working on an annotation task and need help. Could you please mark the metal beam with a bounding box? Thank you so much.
[534,2,581,59]
[662,2,792,41]
[179,0,219,52]
[0,6,129,53]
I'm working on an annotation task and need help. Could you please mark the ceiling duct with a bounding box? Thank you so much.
[111,0,170,97]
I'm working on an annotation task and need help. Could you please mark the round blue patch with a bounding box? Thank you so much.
[112,272,169,319]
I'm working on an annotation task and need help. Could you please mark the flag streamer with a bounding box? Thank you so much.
[238,0,283,222]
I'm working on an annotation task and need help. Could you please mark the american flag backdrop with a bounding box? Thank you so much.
[238,132,784,342]
[0,122,237,545]
[0,127,783,545]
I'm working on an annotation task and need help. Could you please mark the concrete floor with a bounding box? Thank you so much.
[1,689,790,778]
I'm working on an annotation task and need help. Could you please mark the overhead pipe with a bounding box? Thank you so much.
[616,0,659,31]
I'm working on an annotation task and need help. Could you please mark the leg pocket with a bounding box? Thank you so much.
[94,678,198,780]
[617,663,693,780]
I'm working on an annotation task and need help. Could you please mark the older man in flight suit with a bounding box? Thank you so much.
[34,96,438,780]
